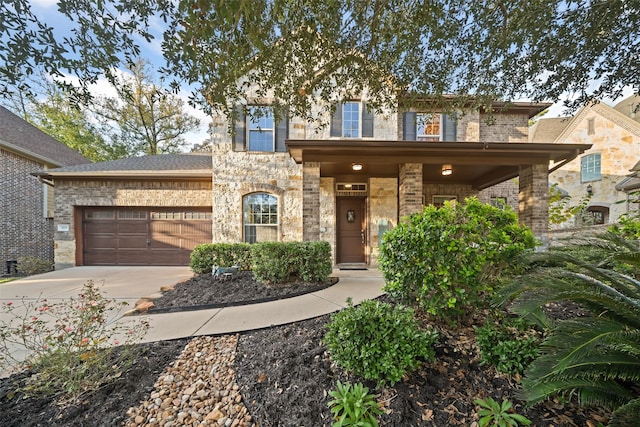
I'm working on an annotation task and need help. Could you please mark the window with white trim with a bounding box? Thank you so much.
[243,193,278,243]
[581,153,601,182]
[342,101,360,138]
[248,106,274,152]
[416,113,442,141]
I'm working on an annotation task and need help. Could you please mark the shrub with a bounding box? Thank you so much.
[474,315,542,375]
[497,232,640,424]
[190,243,252,274]
[251,241,332,284]
[609,215,640,239]
[379,197,536,322]
[474,397,531,427]
[16,256,52,276]
[0,281,149,403]
[328,381,384,427]
[324,299,438,386]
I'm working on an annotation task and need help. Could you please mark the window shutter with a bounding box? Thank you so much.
[442,113,457,142]
[275,112,289,152]
[330,103,342,137]
[232,108,246,151]
[403,112,417,140]
[362,102,374,137]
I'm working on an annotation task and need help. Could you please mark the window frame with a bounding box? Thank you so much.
[247,106,275,152]
[242,192,279,244]
[581,153,602,183]
[342,101,361,138]
[416,113,443,141]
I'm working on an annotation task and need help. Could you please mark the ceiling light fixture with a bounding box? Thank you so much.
[441,164,453,176]
[352,163,363,171]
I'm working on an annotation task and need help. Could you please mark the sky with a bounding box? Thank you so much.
[24,0,638,147]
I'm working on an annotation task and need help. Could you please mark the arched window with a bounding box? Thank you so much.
[243,193,278,243]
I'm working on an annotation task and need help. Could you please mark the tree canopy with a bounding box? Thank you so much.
[2,0,638,121]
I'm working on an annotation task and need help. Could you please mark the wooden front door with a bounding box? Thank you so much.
[336,197,366,264]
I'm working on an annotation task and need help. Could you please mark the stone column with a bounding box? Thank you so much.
[303,162,321,240]
[519,164,549,249]
[399,163,423,219]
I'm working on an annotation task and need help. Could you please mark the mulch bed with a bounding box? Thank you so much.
[0,273,611,426]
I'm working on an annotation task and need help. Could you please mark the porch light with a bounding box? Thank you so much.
[352,163,363,171]
[441,164,453,176]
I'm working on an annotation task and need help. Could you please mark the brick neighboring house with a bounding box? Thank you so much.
[37,97,590,269]
[0,106,89,273]
[530,94,640,227]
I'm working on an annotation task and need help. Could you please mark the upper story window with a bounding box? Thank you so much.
[403,112,456,141]
[248,106,274,151]
[232,106,288,153]
[243,192,278,243]
[416,113,442,141]
[581,153,601,182]
[330,101,374,138]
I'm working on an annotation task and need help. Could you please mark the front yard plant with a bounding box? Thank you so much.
[380,197,535,323]
[0,281,149,404]
[328,381,384,427]
[497,232,640,426]
[474,397,531,427]
[324,299,438,386]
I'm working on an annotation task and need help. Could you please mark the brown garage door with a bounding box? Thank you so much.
[82,207,212,266]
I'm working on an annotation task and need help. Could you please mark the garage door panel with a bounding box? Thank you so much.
[83,207,212,266]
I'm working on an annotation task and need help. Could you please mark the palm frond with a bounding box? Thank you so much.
[609,398,640,427]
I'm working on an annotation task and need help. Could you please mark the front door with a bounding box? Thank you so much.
[336,197,366,264]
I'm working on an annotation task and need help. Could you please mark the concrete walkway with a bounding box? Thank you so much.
[1,267,385,370]
[128,268,386,343]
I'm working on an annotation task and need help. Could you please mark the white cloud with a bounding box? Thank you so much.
[29,0,57,7]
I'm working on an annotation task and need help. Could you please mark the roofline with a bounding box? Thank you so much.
[33,170,213,180]
[397,95,551,118]
[1,140,65,167]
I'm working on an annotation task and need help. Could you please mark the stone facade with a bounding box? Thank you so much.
[0,149,54,269]
[369,178,397,266]
[548,102,640,227]
[52,179,212,268]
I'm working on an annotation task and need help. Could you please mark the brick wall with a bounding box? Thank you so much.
[478,179,520,212]
[52,178,212,268]
[302,162,320,240]
[479,113,529,142]
[0,149,54,270]
[519,164,549,247]
[399,163,423,218]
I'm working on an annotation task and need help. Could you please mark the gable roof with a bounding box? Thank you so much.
[34,153,212,179]
[0,106,89,167]
[613,94,640,125]
[529,117,571,142]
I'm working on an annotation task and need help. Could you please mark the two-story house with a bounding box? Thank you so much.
[530,94,640,227]
[1,106,89,272]
[37,95,589,269]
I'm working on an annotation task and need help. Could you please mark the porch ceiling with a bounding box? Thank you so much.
[286,140,592,190]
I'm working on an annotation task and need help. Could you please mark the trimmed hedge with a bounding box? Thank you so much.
[189,243,252,274]
[190,241,332,284]
[251,241,332,284]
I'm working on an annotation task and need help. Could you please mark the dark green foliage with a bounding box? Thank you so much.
[474,316,542,375]
[251,241,332,284]
[497,232,640,417]
[189,243,252,274]
[324,299,438,386]
[379,197,535,322]
[474,397,532,427]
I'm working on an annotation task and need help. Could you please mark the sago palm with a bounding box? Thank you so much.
[496,232,640,426]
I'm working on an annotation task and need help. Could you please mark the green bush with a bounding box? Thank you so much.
[16,256,52,276]
[190,243,252,274]
[324,299,438,386]
[379,197,536,322]
[609,214,640,239]
[251,241,332,284]
[475,315,542,375]
[328,381,384,427]
[474,397,532,427]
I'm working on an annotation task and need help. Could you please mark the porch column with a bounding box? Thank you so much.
[303,162,321,240]
[399,163,423,219]
[519,164,549,249]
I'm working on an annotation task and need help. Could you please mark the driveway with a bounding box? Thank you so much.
[0,266,194,303]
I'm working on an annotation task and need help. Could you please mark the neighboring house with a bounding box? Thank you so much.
[37,96,589,269]
[0,106,89,272]
[530,94,640,227]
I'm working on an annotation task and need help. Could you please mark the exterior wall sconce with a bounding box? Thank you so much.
[586,184,593,195]
[441,164,453,176]
[351,163,363,171]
